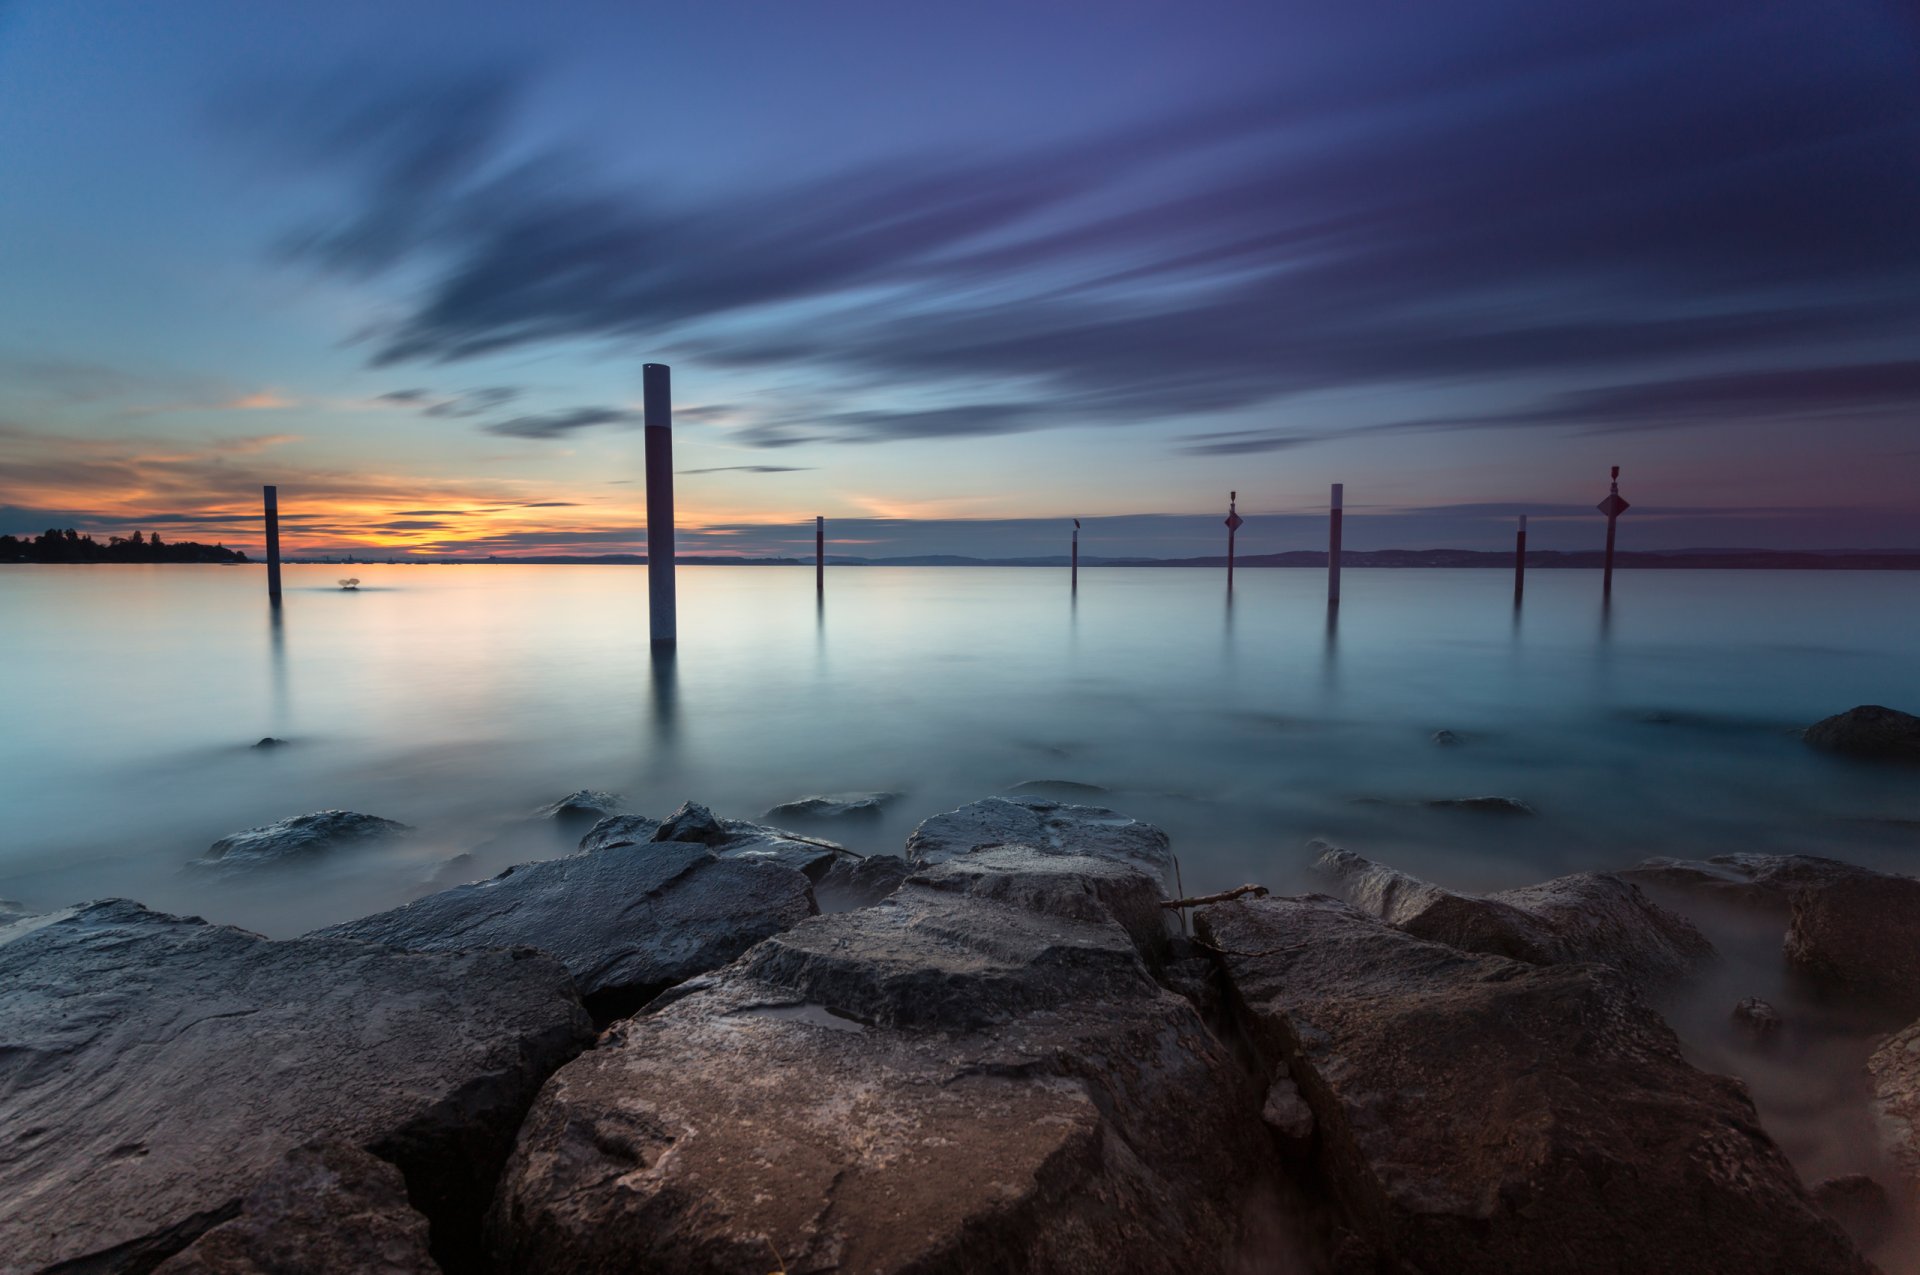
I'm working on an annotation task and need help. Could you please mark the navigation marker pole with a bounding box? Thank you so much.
[816,516,825,599]
[1224,492,1243,592]
[1071,519,1080,592]
[263,485,282,604]
[644,363,677,646]
[1514,514,1528,605]
[1328,483,1344,604]
[1597,466,1630,601]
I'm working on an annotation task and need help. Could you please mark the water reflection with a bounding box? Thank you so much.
[649,645,679,748]
[267,603,289,734]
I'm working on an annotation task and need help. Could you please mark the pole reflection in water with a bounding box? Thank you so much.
[267,601,289,735]
[1320,597,1340,691]
[649,645,679,750]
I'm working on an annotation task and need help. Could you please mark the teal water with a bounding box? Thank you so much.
[2,564,1916,937]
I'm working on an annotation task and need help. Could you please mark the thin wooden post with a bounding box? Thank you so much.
[1224,492,1242,591]
[815,516,824,598]
[1513,514,1527,604]
[1327,483,1343,604]
[263,485,282,603]
[644,363,677,645]
[1071,519,1080,591]
[1597,466,1629,600]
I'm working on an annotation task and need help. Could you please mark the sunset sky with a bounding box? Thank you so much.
[2,0,1917,558]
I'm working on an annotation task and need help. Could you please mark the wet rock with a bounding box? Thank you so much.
[1732,997,1784,1044]
[577,812,660,851]
[907,844,1176,967]
[0,899,592,1273]
[1196,894,1871,1274]
[249,736,288,749]
[765,790,899,821]
[1427,795,1535,815]
[423,851,477,887]
[1805,704,1920,760]
[533,788,621,825]
[153,1141,438,1275]
[1628,853,1920,1011]
[1314,843,1713,992]
[813,851,911,909]
[905,794,1174,880]
[489,863,1280,1274]
[1809,1174,1896,1254]
[1004,778,1111,798]
[652,798,728,844]
[0,897,30,923]
[1261,1072,1315,1143]
[318,838,815,1022]
[1430,729,1463,747]
[202,810,410,867]
[1869,1020,1920,1194]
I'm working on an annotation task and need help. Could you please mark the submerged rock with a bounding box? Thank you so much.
[1626,853,1920,1011]
[1430,729,1464,747]
[1805,704,1920,760]
[765,790,899,821]
[1809,1174,1896,1254]
[317,837,815,1021]
[1732,997,1785,1044]
[0,897,30,924]
[583,800,853,882]
[813,851,911,909]
[1314,843,1713,992]
[905,794,1174,879]
[153,1141,438,1275]
[202,810,410,867]
[1196,894,1871,1274]
[533,789,621,825]
[489,852,1281,1274]
[1426,794,1535,815]
[1869,1020,1920,1196]
[249,736,288,749]
[0,899,591,1273]
[1004,778,1111,798]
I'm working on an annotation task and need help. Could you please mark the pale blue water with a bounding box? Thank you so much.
[2,564,1917,939]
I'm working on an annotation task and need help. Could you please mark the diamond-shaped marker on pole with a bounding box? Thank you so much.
[1224,509,1244,531]
[1597,492,1630,518]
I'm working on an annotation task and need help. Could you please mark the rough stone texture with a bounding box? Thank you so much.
[1196,894,1871,1274]
[1625,854,1920,1011]
[1314,843,1713,992]
[1805,704,1920,760]
[0,897,29,923]
[765,791,900,821]
[907,845,1175,969]
[1261,1073,1315,1142]
[317,837,815,1020]
[152,1141,438,1275]
[1426,795,1535,815]
[1733,997,1784,1044]
[814,852,911,909]
[1430,729,1463,747]
[533,788,621,825]
[489,866,1281,1275]
[577,812,662,852]
[201,810,410,866]
[1870,1021,1920,1196]
[1809,1174,1896,1255]
[0,899,592,1273]
[905,795,1174,880]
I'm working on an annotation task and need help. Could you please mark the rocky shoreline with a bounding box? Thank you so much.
[4,784,1919,1272]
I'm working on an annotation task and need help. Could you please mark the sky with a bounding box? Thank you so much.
[2,0,1917,559]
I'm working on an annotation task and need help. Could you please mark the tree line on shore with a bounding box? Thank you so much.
[0,528,249,564]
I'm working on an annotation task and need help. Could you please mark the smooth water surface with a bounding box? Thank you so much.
[4,563,1917,934]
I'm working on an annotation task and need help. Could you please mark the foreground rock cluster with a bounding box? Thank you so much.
[5,793,1916,1273]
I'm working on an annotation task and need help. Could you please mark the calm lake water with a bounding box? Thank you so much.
[3,563,1917,935]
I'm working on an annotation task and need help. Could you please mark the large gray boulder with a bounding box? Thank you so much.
[1869,1020,1920,1197]
[1805,705,1920,760]
[0,900,592,1273]
[814,852,912,910]
[317,836,816,1021]
[1196,894,1871,1274]
[488,854,1286,1274]
[152,1141,438,1275]
[1625,853,1920,1012]
[200,810,409,866]
[905,795,1174,879]
[1315,843,1713,992]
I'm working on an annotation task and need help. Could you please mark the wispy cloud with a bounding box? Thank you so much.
[483,406,640,439]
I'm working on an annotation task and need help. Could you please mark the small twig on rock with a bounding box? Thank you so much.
[1161,883,1270,910]
[1187,932,1308,961]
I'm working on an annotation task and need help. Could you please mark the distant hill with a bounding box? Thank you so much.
[0,529,249,564]
[329,548,1920,569]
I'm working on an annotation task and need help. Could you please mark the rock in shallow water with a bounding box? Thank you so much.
[152,1141,438,1275]
[583,800,855,882]
[1196,894,1872,1274]
[905,794,1173,878]
[765,790,900,821]
[1314,842,1714,993]
[317,835,816,1021]
[1869,1021,1920,1200]
[532,788,621,825]
[1804,704,1920,760]
[1732,996,1785,1044]
[201,810,410,866]
[0,899,591,1273]
[487,854,1284,1274]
